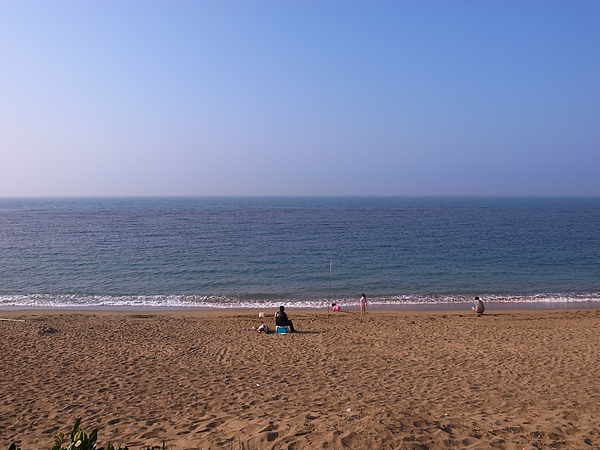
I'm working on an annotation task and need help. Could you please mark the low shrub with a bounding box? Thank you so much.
[7,419,165,450]
[50,418,127,450]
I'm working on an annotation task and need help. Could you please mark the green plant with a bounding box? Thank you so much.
[5,419,166,450]
[50,419,128,450]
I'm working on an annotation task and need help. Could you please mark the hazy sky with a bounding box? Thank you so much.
[1,1,598,197]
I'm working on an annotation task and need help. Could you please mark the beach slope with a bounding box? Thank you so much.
[1,309,599,449]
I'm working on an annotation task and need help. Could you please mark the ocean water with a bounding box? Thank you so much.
[0,197,599,310]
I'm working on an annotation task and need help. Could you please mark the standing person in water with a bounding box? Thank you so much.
[359,293,367,314]
[275,305,295,332]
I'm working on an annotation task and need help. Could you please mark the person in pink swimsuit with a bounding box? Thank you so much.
[359,294,367,314]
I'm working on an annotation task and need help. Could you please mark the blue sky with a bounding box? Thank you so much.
[1,1,598,197]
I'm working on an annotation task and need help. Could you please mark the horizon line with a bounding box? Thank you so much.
[1,194,599,200]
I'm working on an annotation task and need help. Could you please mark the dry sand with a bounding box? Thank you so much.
[1,308,599,449]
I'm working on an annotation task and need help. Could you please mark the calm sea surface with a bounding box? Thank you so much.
[1,197,599,310]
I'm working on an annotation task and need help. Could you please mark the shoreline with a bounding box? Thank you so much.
[1,299,600,314]
[2,305,599,321]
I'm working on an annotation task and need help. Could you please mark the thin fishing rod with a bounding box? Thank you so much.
[327,258,332,318]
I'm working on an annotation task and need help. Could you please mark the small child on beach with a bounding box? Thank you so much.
[359,294,367,314]
[471,296,485,316]
[332,303,341,312]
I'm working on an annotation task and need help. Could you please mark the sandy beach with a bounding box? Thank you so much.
[1,308,599,449]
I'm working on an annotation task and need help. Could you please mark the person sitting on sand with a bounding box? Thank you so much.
[275,305,295,332]
[331,303,341,312]
[471,296,485,316]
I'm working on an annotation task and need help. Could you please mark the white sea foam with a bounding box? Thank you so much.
[1,292,599,310]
